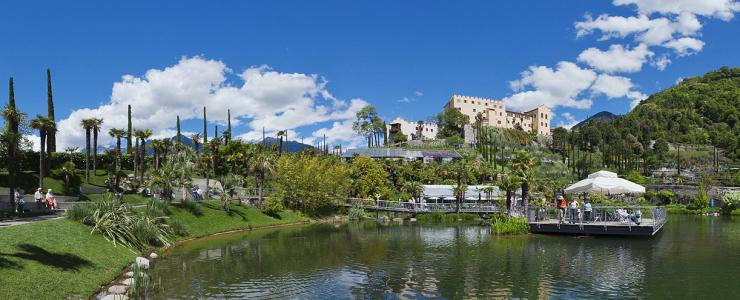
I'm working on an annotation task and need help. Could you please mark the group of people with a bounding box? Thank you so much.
[13,187,57,213]
[556,195,592,224]
[191,186,204,201]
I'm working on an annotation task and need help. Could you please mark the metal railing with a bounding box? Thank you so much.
[347,198,503,213]
[527,205,667,230]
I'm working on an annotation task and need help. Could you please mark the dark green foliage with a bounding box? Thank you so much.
[435,107,469,142]
[416,213,479,224]
[46,68,56,153]
[127,104,132,153]
[491,216,529,235]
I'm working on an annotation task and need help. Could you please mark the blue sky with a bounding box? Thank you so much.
[1,0,738,149]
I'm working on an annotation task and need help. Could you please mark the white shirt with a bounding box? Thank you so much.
[35,191,44,200]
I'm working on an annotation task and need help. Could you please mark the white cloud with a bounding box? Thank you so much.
[663,37,705,55]
[591,74,634,98]
[56,56,367,149]
[25,135,41,152]
[651,54,672,70]
[628,91,648,109]
[505,61,596,110]
[398,97,412,103]
[577,43,653,73]
[310,120,366,149]
[614,0,740,21]
[556,112,581,129]
[414,91,423,97]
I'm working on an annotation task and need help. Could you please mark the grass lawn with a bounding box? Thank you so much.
[0,219,138,300]
[0,171,69,195]
[81,192,150,205]
[0,198,308,299]
[170,200,308,238]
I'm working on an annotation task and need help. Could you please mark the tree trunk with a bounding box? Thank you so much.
[85,128,91,184]
[522,179,529,208]
[93,128,98,175]
[506,190,512,213]
[133,139,139,184]
[258,175,264,207]
[140,140,146,185]
[39,131,47,189]
[115,137,121,191]
[205,172,210,200]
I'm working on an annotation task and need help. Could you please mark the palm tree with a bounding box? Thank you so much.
[511,150,537,208]
[191,133,201,153]
[91,118,104,175]
[134,129,152,185]
[30,116,56,189]
[80,118,97,183]
[150,139,162,169]
[498,174,520,213]
[250,151,277,207]
[401,181,424,203]
[108,128,126,190]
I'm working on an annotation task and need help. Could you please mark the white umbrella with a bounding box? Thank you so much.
[565,170,645,195]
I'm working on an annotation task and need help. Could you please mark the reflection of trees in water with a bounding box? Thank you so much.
[149,223,674,299]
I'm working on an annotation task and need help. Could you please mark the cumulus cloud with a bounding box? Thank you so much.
[556,112,581,129]
[504,61,596,110]
[414,91,423,97]
[651,54,672,70]
[56,56,367,149]
[614,0,740,21]
[577,43,653,73]
[663,37,705,55]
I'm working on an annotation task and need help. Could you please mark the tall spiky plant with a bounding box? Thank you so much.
[46,69,56,153]
[226,109,231,144]
[138,129,152,185]
[191,133,201,154]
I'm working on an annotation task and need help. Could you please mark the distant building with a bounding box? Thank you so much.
[342,148,460,163]
[443,94,552,135]
[387,117,438,141]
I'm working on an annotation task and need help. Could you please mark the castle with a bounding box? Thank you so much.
[443,95,551,135]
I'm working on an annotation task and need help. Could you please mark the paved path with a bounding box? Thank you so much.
[0,214,63,227]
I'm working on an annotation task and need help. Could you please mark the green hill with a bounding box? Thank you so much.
[575,67,739,162]
[628,67,739,157]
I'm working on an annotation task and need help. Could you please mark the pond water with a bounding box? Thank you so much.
[148,215,740,299]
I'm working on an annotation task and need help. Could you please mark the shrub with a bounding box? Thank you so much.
[416,212,444,223]
[721,191,740,214]
[416,213,479,224]
[347,207,365,220]
[65,203,96,225]
[262,197,285,216]
[68,196,173,250]
[492,217,529,235]
[656,190,676,205]
[168,218,189,236]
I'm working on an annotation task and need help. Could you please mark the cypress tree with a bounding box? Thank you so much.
[127,104,132,153]
[46,69,56,153]
[7,78,19,208]
[203,106,207,149]
[227,109,231,143]
[176,115,181,144]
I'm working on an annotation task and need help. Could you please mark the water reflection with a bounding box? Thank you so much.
[149,217,740,299]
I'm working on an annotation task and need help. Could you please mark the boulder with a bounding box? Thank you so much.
[392,218,403,222]
[149,252,158,259]
[121,278,135,286]
[107,285,128,294]
[410,218,417,222]
[124,271,134,278]
[135,257,150,269]
[100,294,128,300]
[334,215,341,223]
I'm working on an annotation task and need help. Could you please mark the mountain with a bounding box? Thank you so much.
[251,137,314,153]
[572,111,619,129]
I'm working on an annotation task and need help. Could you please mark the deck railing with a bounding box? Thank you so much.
[347,198,503,213]
[527,205,667,230]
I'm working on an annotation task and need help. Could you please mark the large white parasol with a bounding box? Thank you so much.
[564,170,646,195]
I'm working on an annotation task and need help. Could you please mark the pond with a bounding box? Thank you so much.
[148,215,740,299]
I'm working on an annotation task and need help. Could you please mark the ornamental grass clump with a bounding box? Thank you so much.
[68,197,174,250]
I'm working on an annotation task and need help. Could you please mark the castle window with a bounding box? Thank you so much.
[498,121,501,125]
[473,109,476,112]
[464,100,467,103]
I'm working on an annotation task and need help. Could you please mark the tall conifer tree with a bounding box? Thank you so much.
[46,69,56,153]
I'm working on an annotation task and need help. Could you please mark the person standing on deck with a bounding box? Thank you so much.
[569,198,579,224]
[583,199,592,223]
[557,195,566,224]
